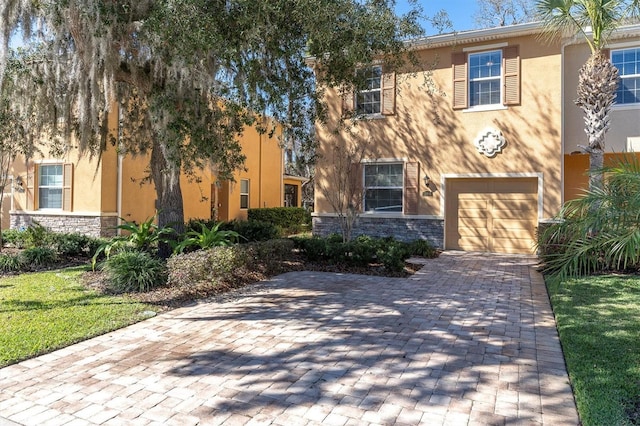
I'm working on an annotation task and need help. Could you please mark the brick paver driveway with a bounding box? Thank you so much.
[0,252,578,425]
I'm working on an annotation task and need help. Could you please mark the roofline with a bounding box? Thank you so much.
[409,21,544,50]
[283,174,309,183]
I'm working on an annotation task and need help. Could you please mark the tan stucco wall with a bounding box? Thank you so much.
[119,153,216,226]
[315,33,563,220]
[564,38,640,155]
[11,147,111,215]
[221,123,284,221]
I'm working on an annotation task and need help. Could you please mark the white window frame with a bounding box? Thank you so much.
[363,162,404,213]
[38,164,64,210]
[468,49,503,108]
[356,65,382,115]
[612,47,640,107]
[240,179,249,209]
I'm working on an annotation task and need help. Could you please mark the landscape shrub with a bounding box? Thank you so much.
[2,229,26,248]
[377,241,411,272]
[0,253,24,272]
[248,207,308,230]
[51,233,98,257]
[297,237,327,261]
[223,220,280,242]
[23,222,55,248]
[167,245,248,287]
[409,239,438,258]
[20,247,58,268]
[102,251,167,293]
[245,239,294,274]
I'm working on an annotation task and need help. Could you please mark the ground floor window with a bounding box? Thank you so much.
[38,164,63,209]
[284,184,298,207]
[363,163,403,212]
[240,179,249,209]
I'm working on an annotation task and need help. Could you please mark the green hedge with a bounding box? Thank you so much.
[248,207,310,229]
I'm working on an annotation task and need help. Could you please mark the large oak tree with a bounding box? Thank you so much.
[0,1,422,251]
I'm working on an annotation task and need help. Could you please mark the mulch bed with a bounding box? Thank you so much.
[82,253,425,311]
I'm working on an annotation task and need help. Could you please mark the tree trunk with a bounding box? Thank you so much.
[150,138,184,258]
[576,50,619,193]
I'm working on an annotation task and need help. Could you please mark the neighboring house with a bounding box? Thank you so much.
[563,26,640,201]
[312,22,640,255]
[6,108,305,237]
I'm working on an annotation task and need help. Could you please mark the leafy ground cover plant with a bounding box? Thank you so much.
[92,215,175,269]
[174,222,241,253]
[101,251,168,293]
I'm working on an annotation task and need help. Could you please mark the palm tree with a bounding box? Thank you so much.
[536,0,640,192]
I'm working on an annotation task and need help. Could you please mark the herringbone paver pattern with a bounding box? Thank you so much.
[0,252,578,425]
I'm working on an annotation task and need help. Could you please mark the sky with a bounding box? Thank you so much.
[396,0,481,34]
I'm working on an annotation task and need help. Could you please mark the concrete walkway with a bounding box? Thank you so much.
[0,252,578,425]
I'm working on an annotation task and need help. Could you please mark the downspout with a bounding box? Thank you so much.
[560,41,566,206]
[259,120,264,208]
[116,105,123,235]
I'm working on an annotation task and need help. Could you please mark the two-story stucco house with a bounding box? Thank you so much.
[313,22,640,255]
[4,108,305,237]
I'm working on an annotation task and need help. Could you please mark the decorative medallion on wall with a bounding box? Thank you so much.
[474,128,506,158]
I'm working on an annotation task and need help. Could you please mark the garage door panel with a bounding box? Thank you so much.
[459,216,488,229]
[492,227,535,240]
[446,178,538,254]
[458,226,490,238]
[457,236,489,251]
[493,238,534,253]
[494,219,536,232]
[459,209,490,219]
[492,198,536,211]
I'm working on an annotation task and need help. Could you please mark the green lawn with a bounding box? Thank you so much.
[548,275,640,426]
[0,266,159,367]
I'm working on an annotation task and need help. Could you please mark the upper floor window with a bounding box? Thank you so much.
[342,66,395,117]
[469,50,502,107]
[356,66,382,115]
[612,47,640,105]
[240,179,249,209]
[39,164,63,209]
[363,163,403,212]
[452,46,520,110]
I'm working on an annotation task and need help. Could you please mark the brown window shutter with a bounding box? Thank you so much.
[602,48,610,59]
[341,87,354,116]
[27,164,37,210]
[62,163,73,211]
[503,45,520,106]
[404,162,419,215]
[381,71,396,115]
[452,52,468,110]
[349,162,363,212]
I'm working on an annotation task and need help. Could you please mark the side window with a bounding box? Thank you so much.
[38,164,64,209]
[240,179,249,209]
[342,66,396,116]
[363,163,403,212]
[356,66,382,115]
[612,47,640,105]
[469,50,502,107]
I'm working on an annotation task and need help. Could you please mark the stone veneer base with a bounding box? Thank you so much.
[312,215,444,248]
[10,213,118,238]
